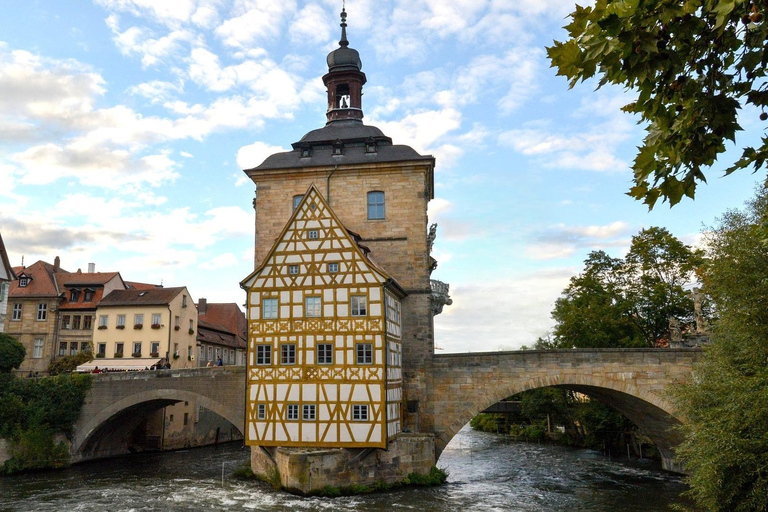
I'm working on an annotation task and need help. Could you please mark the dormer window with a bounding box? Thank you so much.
[300,145,311,158]
[83,288,94,301]
[333,140,343,155]
[366,137,377,154]
[70,289,80,302]
[19,277,28,287]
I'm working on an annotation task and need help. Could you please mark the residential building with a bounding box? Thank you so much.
[4,258,67,375]
[196,298,247,366]
[55,267,126,358]
[88,287,198,370]
[0,233,15,333]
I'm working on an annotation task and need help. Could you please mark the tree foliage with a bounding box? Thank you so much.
[0,333,26,373]
[672,186,768,511]
[552,227,704,348]
[47,352,93,376]
[548,0,768,208]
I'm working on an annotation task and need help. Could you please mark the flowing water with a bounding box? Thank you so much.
[0,426,690,511]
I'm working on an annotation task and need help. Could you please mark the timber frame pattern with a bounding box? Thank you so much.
[241,184,404,449]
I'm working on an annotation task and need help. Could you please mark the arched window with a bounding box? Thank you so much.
[335,84,350,109]
[367,191,385,220]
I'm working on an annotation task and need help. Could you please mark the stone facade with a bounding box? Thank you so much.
[429,348,703,473]
[250,433,435,494]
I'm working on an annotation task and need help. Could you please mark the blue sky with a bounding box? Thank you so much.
[0,1,762,352]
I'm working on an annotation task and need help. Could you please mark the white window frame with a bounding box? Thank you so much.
[133,342,142,356]
[308,230,318,239]
[134,314,143,327]
[305,297,321,318]
[11,303,21,321]
[117,314,126,327]
[257,403,266,420]
[287,404,299,421]
[317,344,333,365]
[289,265,299,275]
[152,313,161,325]
[303,404,316,421]
[356,343,373,365]
[328,263,339,273]
[99,315,108,327]
[351,296,367,316]
[37,303,47,321]
[262,298,278,319]
[33,338,43,358]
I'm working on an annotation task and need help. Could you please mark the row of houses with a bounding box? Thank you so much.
[0,244,246,376]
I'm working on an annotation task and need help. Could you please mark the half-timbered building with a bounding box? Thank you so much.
[242,185,404,448]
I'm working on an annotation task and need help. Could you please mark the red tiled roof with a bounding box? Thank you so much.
[9,260,67,298]
[98,287,186,307]
[198,302,247,346]
[56,271,122,287]
[197,319,243,349]
[125,281,161,290]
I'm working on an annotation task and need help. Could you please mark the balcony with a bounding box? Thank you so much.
[430,279,453,316]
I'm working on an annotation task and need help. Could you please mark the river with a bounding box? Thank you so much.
[1,425,690,511]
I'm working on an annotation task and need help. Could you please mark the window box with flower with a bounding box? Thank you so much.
[151,323,161,329]
[134,324,143,329]
[132,352,142,358]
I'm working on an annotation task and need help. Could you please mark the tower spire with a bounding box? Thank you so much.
[339,6,349,47]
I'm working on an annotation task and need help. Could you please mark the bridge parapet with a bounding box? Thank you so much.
[430,348,701,472]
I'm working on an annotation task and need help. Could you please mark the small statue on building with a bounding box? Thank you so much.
[691,287,708,334]
[427,223,438,254]
[669,316,682,345]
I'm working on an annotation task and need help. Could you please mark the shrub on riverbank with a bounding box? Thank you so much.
[0,372,92,474]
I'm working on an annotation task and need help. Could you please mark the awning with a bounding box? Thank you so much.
[76,358,162,372]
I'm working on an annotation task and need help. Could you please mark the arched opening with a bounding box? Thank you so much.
[75,389,243,461]
[335,83,350,109]
[434,378,684,473]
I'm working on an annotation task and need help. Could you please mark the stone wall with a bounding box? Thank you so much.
[250,433,435,494]
[429,348,702,472]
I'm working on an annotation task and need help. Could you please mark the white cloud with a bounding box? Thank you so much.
[200,252,240,269]
[524,221,633,261]
[289,4,333,44]
[435,269,572,351]
[236,140,288,170]
[216,0,297,48]
[128,80,184,103]
[106,15,199,67]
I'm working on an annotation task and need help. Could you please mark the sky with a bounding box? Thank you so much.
[0,1,763,353]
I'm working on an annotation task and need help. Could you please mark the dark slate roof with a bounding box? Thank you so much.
[249,120,434,171]
[99,287,185,306]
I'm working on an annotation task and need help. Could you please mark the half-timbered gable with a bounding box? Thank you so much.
[242,184,404,448]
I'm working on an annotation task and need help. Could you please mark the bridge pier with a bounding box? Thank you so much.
[249,433,435,495]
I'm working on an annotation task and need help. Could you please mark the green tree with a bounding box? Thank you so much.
[673,186,768,511]
[0,333,25,373]
[552,227,703,348]
[47,352,93,376]
[548,0,768,208]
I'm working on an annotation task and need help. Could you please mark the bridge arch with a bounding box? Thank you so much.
[430,351,695,473]
[72,367,246,461]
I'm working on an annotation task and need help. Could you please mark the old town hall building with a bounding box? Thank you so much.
[241,9,450,484]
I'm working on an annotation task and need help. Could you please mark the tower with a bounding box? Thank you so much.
[241,7,446,491]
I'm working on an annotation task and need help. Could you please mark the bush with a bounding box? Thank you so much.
[47,352,93,376]
[0,333,25,373]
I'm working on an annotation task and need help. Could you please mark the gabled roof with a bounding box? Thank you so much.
[8,260,66,298]
[124,281,161,290]
[198,302,247,345]
[241,183,402,294]
[56,271,123,287]
[0,232,14,282]
[98,287,186,307]
[197,319,245,349]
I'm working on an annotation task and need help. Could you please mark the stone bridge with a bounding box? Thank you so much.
[429,348,701,472]
[72,366,245,462]
[73,348,700,471]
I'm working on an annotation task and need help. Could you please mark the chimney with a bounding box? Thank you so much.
[88,262,95,273]
[53,256,60,272]
[198,298,207,315]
